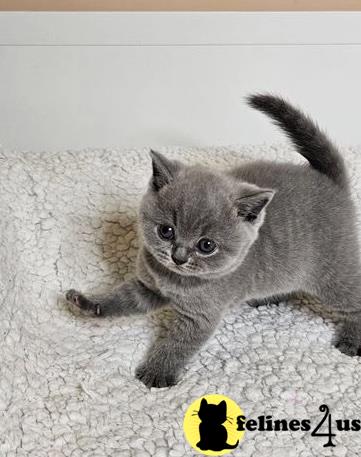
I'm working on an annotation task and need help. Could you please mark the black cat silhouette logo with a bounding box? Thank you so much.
[183,394,245,455]
[197,398,239,451]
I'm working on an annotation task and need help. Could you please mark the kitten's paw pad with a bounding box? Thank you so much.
[65,289,101,316]
[135,363,176,388]
[335,339,360,357]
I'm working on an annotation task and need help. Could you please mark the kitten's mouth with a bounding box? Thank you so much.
[158,252,238,279]
[145,246,212,277]
[153,251,199,276]
[165,261,196,276]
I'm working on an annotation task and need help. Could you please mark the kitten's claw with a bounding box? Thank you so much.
[66,289,81,306]
[135,363,177,388]
[65,289,102,316]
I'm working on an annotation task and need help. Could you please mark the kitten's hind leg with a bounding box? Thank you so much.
[247,293,292,308]
[335,317,361,357]
[311,281,361,357]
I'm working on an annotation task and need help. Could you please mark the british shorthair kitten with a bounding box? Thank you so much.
[66,94,361,388]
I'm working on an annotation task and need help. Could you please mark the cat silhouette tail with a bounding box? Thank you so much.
[224,440,239,449]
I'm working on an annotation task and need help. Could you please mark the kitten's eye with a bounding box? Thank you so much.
[158,225,175,240]
[197,238,217,254]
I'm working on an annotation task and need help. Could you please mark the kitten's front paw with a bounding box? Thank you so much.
[65,289,101,316]
[135,362,177,388]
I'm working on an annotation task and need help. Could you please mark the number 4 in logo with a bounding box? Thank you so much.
[311,404,336,447]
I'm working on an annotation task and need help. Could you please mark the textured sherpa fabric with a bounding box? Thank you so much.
[1,144,361,457]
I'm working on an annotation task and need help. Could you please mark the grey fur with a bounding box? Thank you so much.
[66,94,361,388]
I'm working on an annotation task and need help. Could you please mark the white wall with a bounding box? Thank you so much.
[1,12,361,151]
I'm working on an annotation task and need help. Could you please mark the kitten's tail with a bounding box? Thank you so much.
[247,93,347,187]
[224,440,239,449]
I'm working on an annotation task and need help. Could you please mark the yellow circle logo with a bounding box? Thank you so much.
[183,394,245,455]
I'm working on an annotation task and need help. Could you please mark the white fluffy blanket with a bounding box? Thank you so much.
[1,144,361,456]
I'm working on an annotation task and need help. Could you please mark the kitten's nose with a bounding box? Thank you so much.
[171,247,188,265]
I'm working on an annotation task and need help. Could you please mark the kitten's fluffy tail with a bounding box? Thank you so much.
[247,93,346,187]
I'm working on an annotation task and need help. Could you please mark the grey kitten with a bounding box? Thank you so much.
[66,94,361,388]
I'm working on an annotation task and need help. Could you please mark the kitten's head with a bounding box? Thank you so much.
[198,398,227,424]
[139,151,275,278]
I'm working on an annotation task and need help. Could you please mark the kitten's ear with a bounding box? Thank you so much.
[235,185,275,223]
[200,398,208,409]
[149,149,179,191]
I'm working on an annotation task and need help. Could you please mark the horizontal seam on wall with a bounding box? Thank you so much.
[1,42,361,46]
